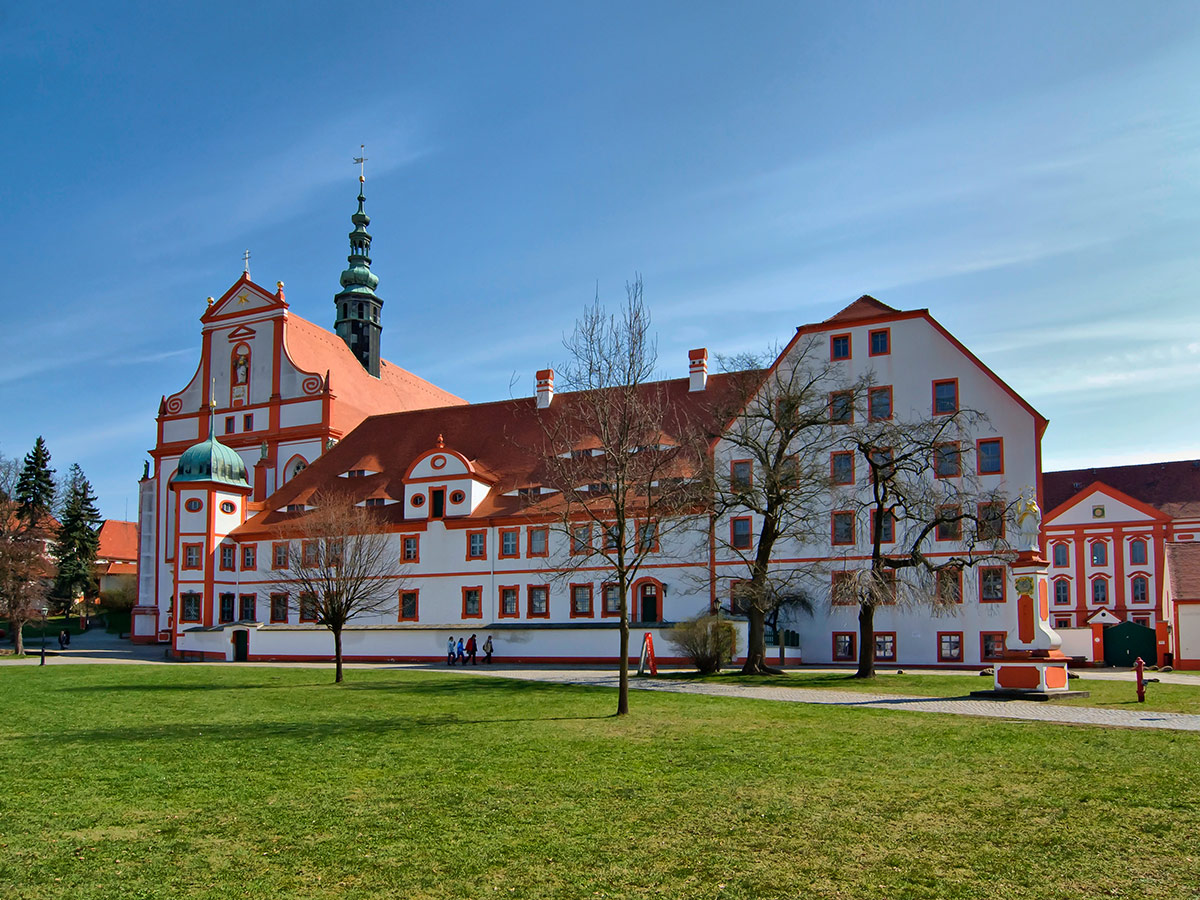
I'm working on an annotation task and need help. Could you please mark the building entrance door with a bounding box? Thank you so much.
[233,630,248,662]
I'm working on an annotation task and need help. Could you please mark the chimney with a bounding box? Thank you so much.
[688,348,708,392]
[536,369,555,408]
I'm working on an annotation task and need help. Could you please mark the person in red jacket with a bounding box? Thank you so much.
[466,633,478,665]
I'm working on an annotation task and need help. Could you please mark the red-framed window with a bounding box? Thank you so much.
[833,632,856,661]
[461,586,483,619]
[831,570,855,605]
[1132,614,1152,628]
[877,569,897,605]
[1130,574,1150,604]
[731,517,753,551]
[527,585,550,618]
[933,442,961,478]
[980,566,1005,603]
[937,631,963,662]
[829,390,854,425]
[1053,578,1071,605]
[499,528,520,559]
[868,386,892,421]
[1130,538,1148,566]
[300,592,318,622]
[830,333,851,361]
[976,438,1003,475]
[636,520,659,553]
[570,583,594,618]
[935,505,962,541]
[1052,543,1069,567]
[241,544,257,570]
[868,328,890,356]
[1090,540,1108,566]
[218,593,235,624]
[731,459,753,490]
[243,413,254,432]
[936,567,962,605]
[269,593,288,623]
[830,451,855,485]
[302,540,319,567]
[272,541,289,569]
[602,582,622,617]
[182,542,203,570]
[179,591,201,622]
[871,509,895,544]
[219,544,235,571]
[1053,615,1074,630]
[526,526,549,558]
[1091,576,1109,605]
[570,524,591,555]
[466,529,487,560]
[238,593,256,621]
[874,632,897,662]
[980,631,1007,661]
[831,511,855,545]
[869,447,893,482]
[224,416,235,435]
[398,589,419,622]
[601,522,619,552]
[401,534,420,563]
[185,498,202,513]
[498,585,520,618]
[978,502,1005,541]
[932,379,958,415]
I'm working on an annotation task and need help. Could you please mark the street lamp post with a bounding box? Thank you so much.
[39,607,48,666]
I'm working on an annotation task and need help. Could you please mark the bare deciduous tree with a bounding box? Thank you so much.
[838,407,1011,678]
[0,501,51,655]
[270,491,405,683]
[535,277,708,715]
[709,337,870,674]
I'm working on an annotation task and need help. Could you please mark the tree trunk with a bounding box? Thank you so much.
[855,603,876,679]
[13,622,25,656]
[617,610,629,716]
[332,626,343,684]
[740,607,782,675]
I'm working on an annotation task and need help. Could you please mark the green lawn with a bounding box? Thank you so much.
[671,670,1200,714]
[1,665,1197,899]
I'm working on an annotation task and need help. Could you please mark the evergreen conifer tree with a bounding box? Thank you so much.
[52,464,102,613]
[15,437,56,526]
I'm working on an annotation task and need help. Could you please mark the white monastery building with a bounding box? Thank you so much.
[134,178,1053,668]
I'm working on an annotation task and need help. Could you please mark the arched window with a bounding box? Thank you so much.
[1052,543,1069,567]
[282,455,308,484]
[1092,577,1109,605]
[1054,579,1071,605]
[1090,541,1107,566]
[1130,539,1148,566]
[1131,575,1149,604]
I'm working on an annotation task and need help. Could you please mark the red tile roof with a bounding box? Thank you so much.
[100,561,138,576]
[283,313,466,430]
[1165,542,1200,601]
[233,373,745,539]
[823,295,900,323]
[1043,460,1200,521]
[97,520,138,562]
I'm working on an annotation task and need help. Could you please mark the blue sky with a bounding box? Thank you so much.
[3,1,1200,520]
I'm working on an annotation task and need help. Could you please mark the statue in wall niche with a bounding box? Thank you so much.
[234,354,249,385]
[1014,490,1041,553]
[260,441,269,460]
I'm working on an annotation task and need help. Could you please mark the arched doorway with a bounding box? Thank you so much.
[633,578,663,623]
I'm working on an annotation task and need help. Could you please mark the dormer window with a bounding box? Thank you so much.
[347,470,367,478]
[365,498,386,508]
[286,504,304,513]
[517,487,541,500]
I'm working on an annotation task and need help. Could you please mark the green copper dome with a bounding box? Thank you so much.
[174,426,249,488]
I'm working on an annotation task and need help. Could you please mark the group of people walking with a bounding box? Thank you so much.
[447,634,493,665]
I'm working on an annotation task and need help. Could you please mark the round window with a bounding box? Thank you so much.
[411,493,426,507]
[450,490,466,505]
[185,499,202,512]
[220,501,236,514]
[430,455,447,470]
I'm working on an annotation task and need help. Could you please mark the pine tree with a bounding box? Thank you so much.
[15,437,55,526]
[52,464,101,613]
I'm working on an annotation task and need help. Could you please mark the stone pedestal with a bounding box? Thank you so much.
[991,549,1073,695]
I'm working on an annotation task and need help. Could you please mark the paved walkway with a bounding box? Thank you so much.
[457,666,1200,732]
[6,634,1200,731]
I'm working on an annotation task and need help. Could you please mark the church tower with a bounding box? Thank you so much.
[333,170,383,377]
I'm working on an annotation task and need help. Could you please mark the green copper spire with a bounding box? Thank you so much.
[334,147,384,378]
[174,399,249,488]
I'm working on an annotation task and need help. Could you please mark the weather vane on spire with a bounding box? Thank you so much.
[243,249,250,276]
[354,144,367,184]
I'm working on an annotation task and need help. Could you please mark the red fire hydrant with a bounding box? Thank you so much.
[1135,657,1146,703]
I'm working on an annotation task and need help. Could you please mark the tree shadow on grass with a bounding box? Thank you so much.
[3,710,616,746]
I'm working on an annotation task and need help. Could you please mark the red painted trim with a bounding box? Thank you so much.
[1043,481,1172,525]
[873,631,897,662]
[830,450,855,485]
[600,581,622,618]
[980,630,1007,661]
[976,437,1004,476]
[868,385,893,421]
[868,327,890,357]
[525,525,549,558]
[730,516,753,550]
[466,528,487,561]
[831,510,855,546]
[832,631,856,661]
[870,509,895,544]
[181,542,203,570]
[730,458,753,490]
[830,332,852,361]
[979,565,1006,603]
[937,631,964,662]
[631,576,664,623]
[401,533,420,564]
[526,584,550,618]
[828,390,854,425]
[398,588,420,622]
[498,527,520,559]
[937,566,963,604]
[830,570,854,605]
[933,441,961,479]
